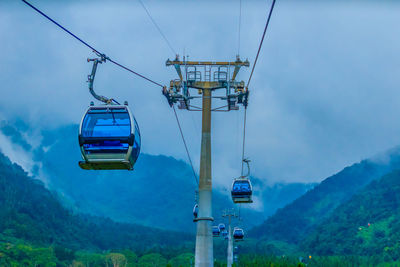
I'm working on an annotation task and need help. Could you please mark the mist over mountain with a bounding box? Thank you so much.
[249,146,400,245]
[0,120,313,233]
[0,150,192,252]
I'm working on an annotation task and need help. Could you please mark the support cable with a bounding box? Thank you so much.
[237,0,242,56]
[21,0,164,88]
[241,0,276,173]
[137,0,177,56]
[240,108,248,176]
[246,0,277,88]
[173,105,199,186]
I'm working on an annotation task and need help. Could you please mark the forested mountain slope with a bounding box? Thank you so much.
[0,151,192,252]
[0,119,313,234]
[249,147,400,244]
[0,121,312,232]
[302,170,400,260]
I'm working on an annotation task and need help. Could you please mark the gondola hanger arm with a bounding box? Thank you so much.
[242,158,251,178]
[87,55,118,105]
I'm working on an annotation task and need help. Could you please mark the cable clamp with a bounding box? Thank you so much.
[93,50,109,62]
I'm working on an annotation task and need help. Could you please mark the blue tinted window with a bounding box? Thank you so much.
[83,141,129,154]
[233,181,251,192]
[82,108,131,137]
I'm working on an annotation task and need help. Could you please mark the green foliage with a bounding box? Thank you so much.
[302,170,400,258]
[138,253,167,267]
[168,252,194,267]
[75,251,105,266]
[249,150,400,244]
[0,151,193,253]
[121,249,138,266]
[2,241,400,267]
[0,243,57,267]
[105,253,127,267]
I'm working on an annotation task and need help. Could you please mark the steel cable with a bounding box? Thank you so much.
[21,0,164,88]
[241,0,276,173]
[246,0,277,88]
[173,106,199,186]
[137,0,177,56]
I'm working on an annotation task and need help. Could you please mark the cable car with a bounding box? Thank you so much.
[78,103,141,170]
[221,230,228,238]
[212,226,220,237]
[218,223,226,231]
[193,204,199,219]
[234,255,238,263]
[233,227,244,241]
[231,177,253,203]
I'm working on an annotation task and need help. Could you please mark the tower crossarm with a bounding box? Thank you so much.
[164,57,250,111]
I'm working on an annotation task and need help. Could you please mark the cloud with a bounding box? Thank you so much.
[1,0,400,185]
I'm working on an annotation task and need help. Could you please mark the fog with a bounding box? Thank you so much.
[0,0,399,186]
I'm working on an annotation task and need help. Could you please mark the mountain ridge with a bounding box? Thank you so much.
[249,146,400,245]
[0,150,193,252]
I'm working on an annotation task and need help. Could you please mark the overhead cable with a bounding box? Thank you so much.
[21,0,164,88]
[137,0,177,56]
[246,0,277,88]
[172,106,199,186]
[242,0,276,174]
[240,108,248,176]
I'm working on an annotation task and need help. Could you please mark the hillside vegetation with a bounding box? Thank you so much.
[0,151,192,252]
[0,120,312,233]
[249,147,400,245]
[302,170,400,260]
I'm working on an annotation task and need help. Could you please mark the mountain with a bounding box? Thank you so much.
[33,124,260,232]
[0,120,312,233]
[249,147,400,245]
[259,182,316,217]
[301,170,400,260]
[0,150,193,252]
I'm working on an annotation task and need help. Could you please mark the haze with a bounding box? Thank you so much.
[0,0,399,186]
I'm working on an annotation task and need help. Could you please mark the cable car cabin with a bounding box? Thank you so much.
[212,226,220,237]
[221,230,228,238]
[231,178,253,203]
[233,227,244,241]
[218,223,226,231]
[78,104,141,170]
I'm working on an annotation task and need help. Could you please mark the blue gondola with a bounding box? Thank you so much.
[218,223,226,231]
[221,230,228,238]
[234,255,238,263]
[231,178,253,203]
[233,227,244,241]
[78,103,141,170]
[212,226,220,237]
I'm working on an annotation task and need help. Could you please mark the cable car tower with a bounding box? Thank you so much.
[163,56,250,266]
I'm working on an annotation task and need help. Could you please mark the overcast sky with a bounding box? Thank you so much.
[0,0,400,187]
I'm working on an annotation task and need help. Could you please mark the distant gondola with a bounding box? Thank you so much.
[231,178,253,203]
[221,230,228,239]
[233,227,244,241]
[218,223,226,231]
[212,226,220,237]
[78,103,140,170]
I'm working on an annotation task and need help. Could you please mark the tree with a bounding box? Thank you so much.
[121,250,138,267]
[106,253,127,267]
[138,253,167,267]
[168,253,194,267]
